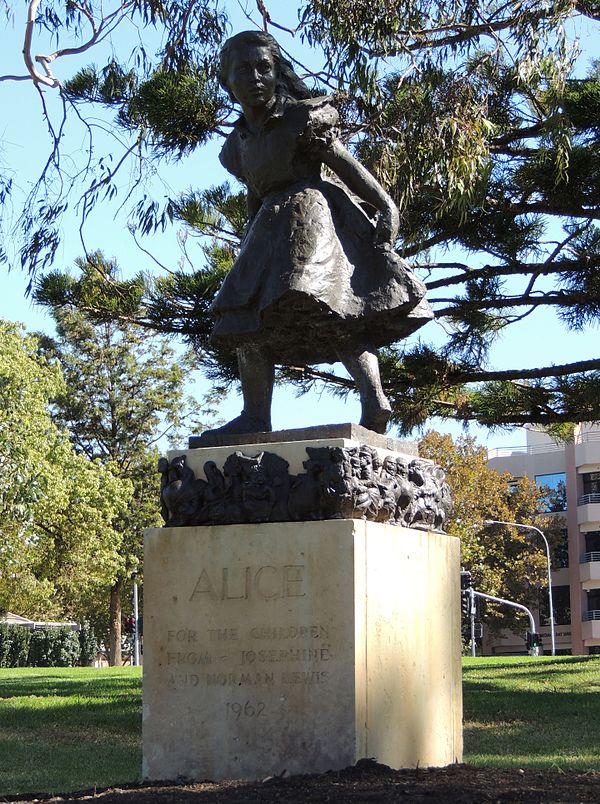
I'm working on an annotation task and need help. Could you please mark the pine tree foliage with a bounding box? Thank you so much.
[2,1,600,431]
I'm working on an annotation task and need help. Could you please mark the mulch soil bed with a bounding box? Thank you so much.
[8,761,600,804]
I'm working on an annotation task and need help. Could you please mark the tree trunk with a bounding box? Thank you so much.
[109,579,122,666]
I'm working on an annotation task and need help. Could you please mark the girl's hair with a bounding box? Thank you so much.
[219,30,312,103]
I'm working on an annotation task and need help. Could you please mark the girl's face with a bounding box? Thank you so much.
[226,43,277,110]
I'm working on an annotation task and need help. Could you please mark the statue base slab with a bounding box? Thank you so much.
[188,421,418,452]
[142,518,462,782]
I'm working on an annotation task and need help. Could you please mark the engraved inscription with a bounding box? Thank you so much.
[240,646,331,664]
[281,670,329,684]
[168,629,198,642]
[167,651,212,665]
[163,618,334,691]
[207,672,275,686]
[250,625,329,640]
[208,628,239,641]
[225,701,267,720]
[189,565,306,602]
[167,669,329,690]
[167,673,200,689]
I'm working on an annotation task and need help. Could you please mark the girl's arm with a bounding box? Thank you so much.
[321,140,399,249]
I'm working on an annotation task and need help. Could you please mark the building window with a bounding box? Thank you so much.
[587,588,600,612]
[535,472,567,512]
[554,528,569,569]
[585,531,600,554]
[582,472,600,497]
[507,477,523,494]
[540,585,571,625]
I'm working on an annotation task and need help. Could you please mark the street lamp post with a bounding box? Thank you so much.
[132,575,140,667]
[484,519,556,656]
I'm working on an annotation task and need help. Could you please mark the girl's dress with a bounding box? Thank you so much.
[210,96,433,364]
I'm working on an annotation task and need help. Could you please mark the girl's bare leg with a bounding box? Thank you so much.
[237,344,274,431]
[342,348,392,434]
[199,344,274,438]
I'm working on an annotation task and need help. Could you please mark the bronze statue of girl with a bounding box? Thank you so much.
[202,30,433,438]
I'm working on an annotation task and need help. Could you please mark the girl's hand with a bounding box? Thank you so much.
[374,204,400,250]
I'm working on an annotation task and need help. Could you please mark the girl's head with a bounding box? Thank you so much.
[219,30,311,106]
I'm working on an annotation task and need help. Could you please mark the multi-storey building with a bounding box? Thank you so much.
[486,423,600,656]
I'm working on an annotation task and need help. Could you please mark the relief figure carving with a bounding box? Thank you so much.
[159,444,451,530]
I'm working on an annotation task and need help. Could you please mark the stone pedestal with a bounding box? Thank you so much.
[142,517,462,781]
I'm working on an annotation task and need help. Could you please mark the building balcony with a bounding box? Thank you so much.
[580,553,600,589]
[576,494,600,526]
[575,430,600,469]
[581,610,600,642]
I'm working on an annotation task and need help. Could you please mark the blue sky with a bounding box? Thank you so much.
[1,2,598,451]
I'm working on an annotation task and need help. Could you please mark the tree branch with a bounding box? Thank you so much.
[284,364,355,390]
[0,74,31,83]
[451,357,600,384]
[574,0,600,22]
[493,199,600,221]
[15,0,134,88]
[433,289,596,316]
[365,9,549,58]
[23,0,59,87]
[424,258,588,291]
[490,123,545,147]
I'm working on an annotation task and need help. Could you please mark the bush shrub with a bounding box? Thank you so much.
[78,623,99,666]
[0,624,12,666]
[8,627,32,667]
[0,625,81,667]
[28,627,80,667]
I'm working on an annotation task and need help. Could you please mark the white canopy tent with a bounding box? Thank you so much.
[1,612,79,630]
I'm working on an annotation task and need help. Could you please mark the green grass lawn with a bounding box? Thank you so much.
[0,656,599,796]
[0,667,142,796]
[463,655,600,771]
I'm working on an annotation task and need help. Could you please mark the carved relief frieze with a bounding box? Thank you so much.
[159,444,451,532]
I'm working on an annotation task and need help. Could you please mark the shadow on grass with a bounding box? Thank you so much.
[463,656,600,674]
[464,666,600,693]
[0,731,142,796]
[0,673,141,732]
[0,670,143,795]
[463,676,600,770]
[0,671,141,700]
